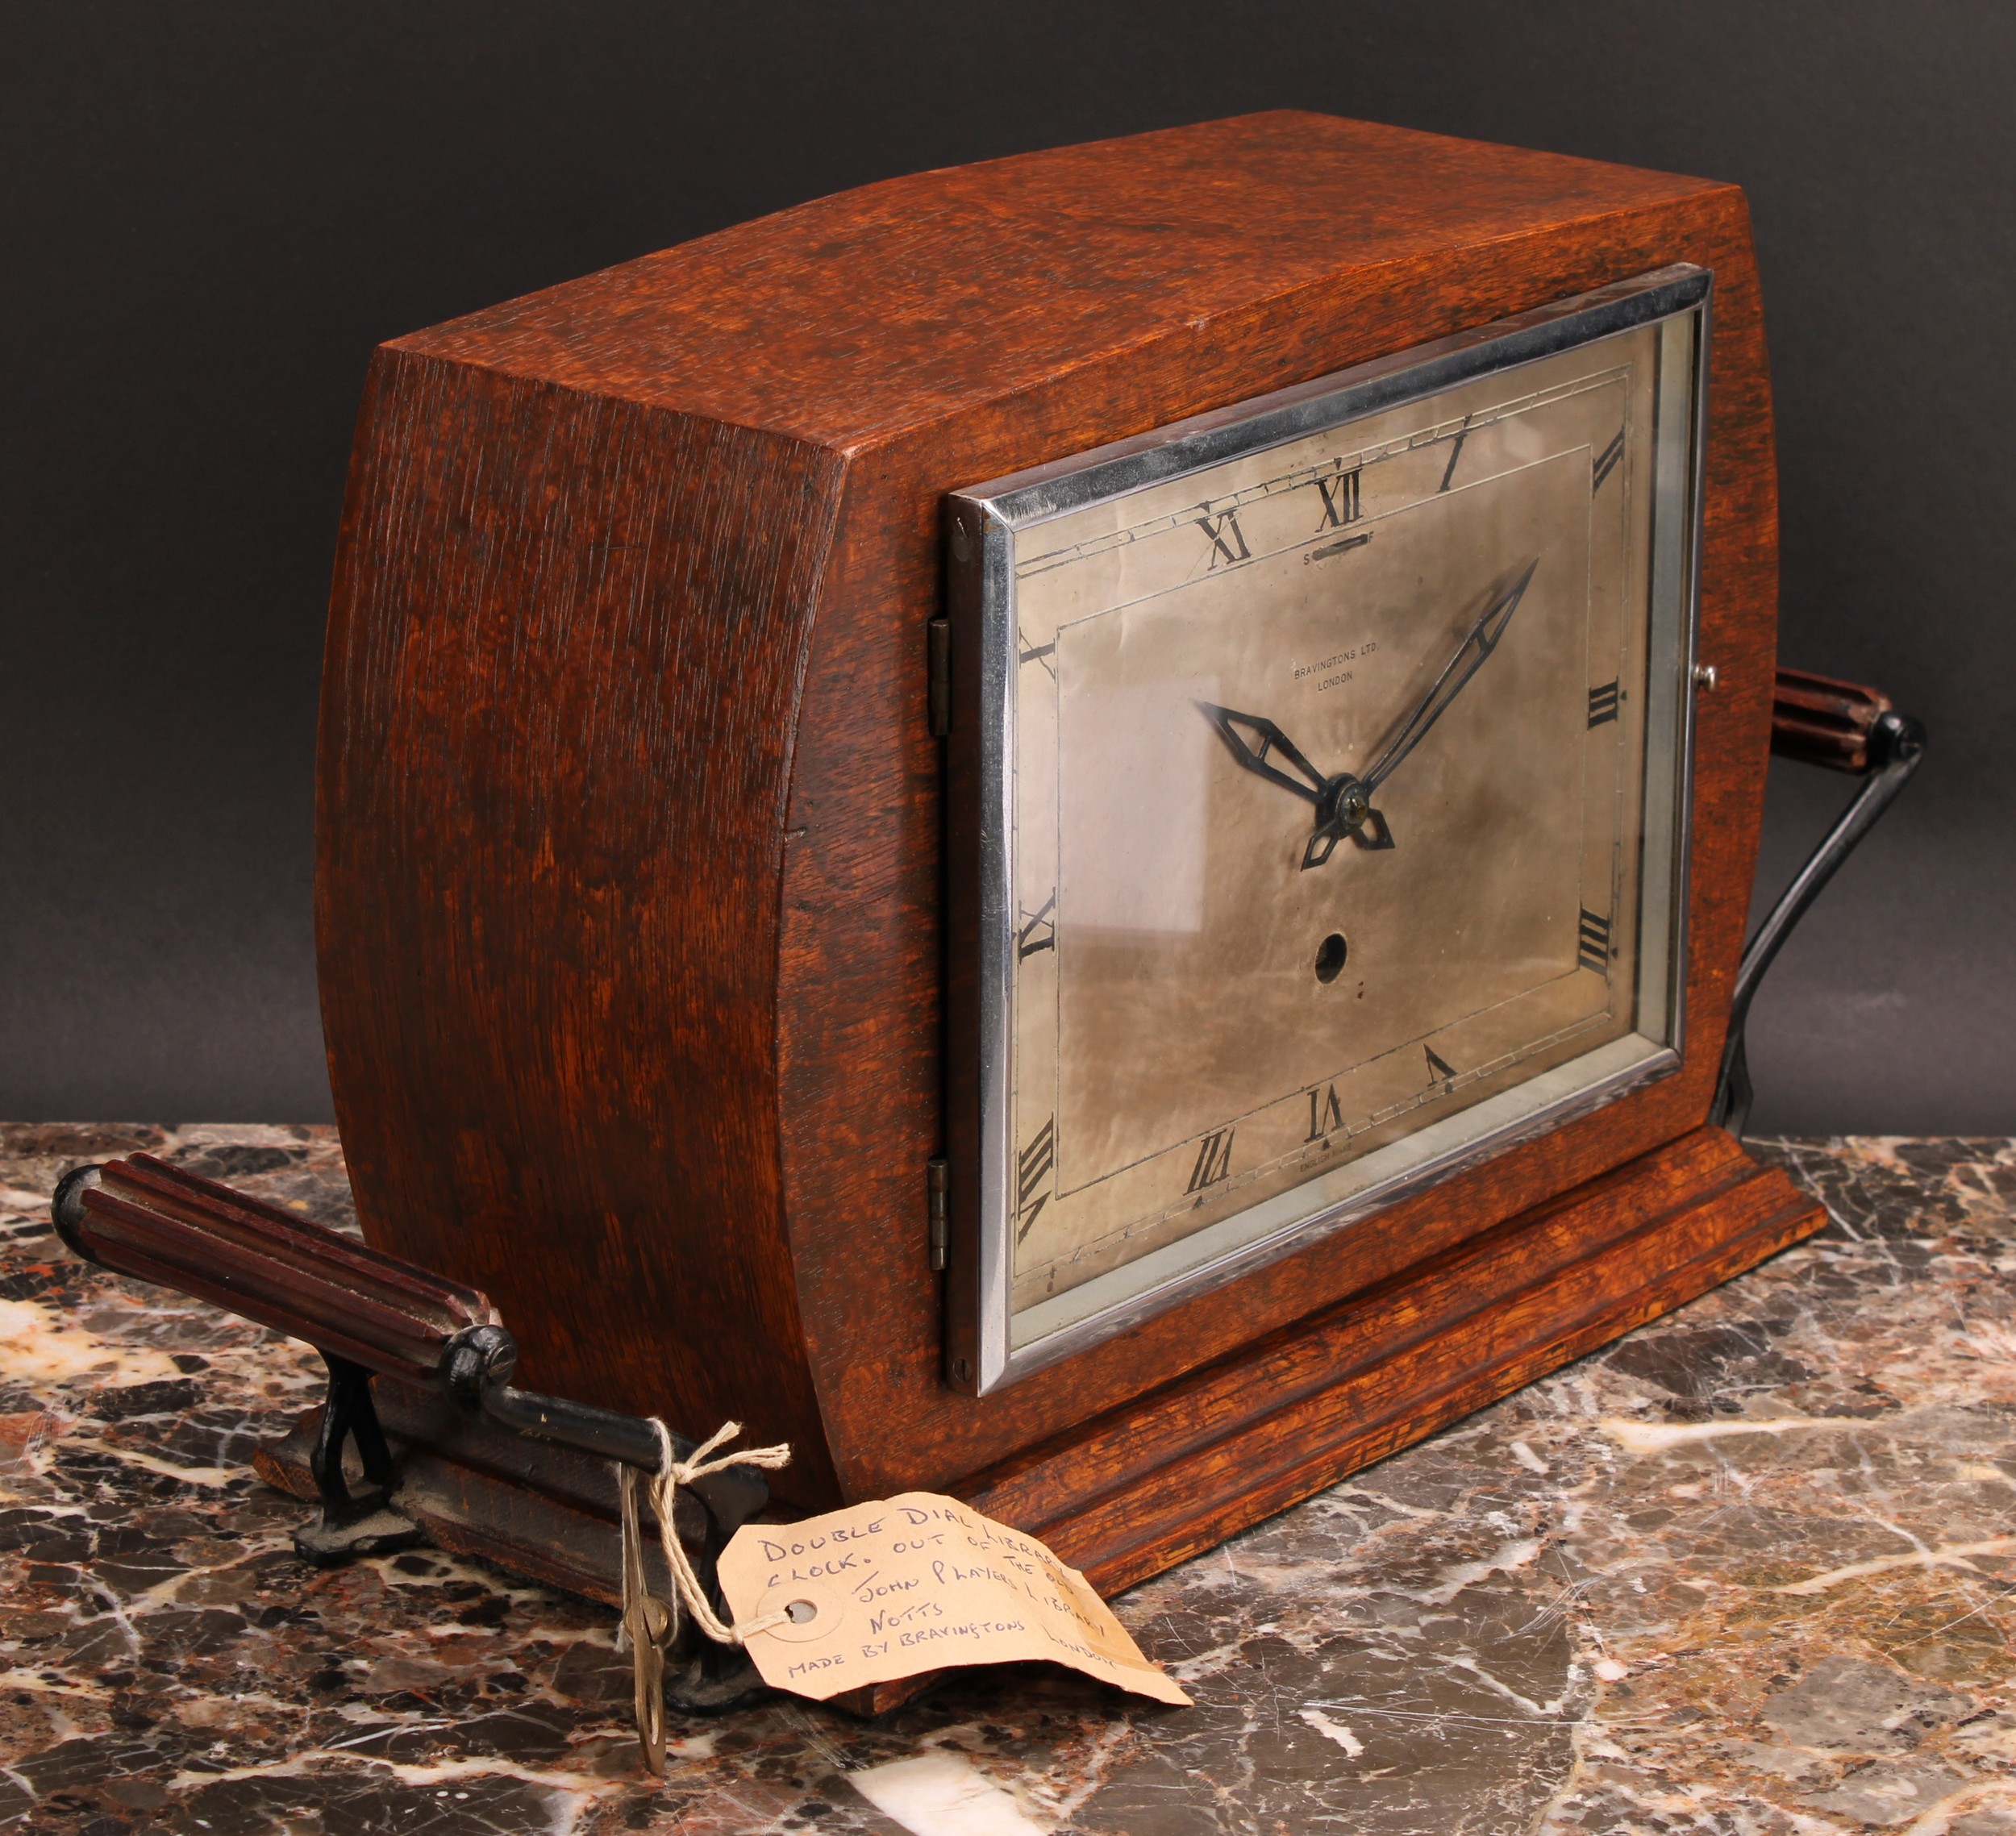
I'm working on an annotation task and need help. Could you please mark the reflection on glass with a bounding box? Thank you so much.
[965,298,1702,1374]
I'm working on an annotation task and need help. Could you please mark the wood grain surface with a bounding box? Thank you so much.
[964,1127,1819,1593]
[319,110,1812,1569]
[70,1154,499,1382]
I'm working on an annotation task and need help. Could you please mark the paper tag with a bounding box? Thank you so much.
[716,1492,1191,1705]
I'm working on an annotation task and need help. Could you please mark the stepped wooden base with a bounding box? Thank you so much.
[260,1126,1819,1703]
[970,1127,1823,1593]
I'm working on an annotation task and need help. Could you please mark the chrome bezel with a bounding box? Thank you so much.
[946,266,1712,1395]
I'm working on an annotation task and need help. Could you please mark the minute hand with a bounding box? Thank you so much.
[1360,557,1539,794]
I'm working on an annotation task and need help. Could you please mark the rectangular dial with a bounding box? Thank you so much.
[949,269,1708,1393]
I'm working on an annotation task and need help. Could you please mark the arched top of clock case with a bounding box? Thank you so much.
[385,110,1728,452]
[319,110,1776,1536]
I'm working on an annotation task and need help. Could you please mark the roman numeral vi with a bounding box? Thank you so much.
[1306,1085,1343,1143]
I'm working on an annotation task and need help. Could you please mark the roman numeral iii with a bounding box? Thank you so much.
[1577,907,1614,974]
[1015,1117,1056,1243]
[1187,1129,1234,1193]
[1588,681,1621,726]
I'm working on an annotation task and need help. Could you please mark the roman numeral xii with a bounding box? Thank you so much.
[1314,469,1361,528]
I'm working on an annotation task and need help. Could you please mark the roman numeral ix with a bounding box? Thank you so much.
[1588,681,1621,727]
[1014,1116,1056,1243]
[1016,893,1056,960]
[1195,508,1251,568]
[1187,1129,1234,1193]
[1578,907,1614,975]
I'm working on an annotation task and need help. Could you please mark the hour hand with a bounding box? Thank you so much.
[1200,705,1327,806]
[1200,704,1395,866]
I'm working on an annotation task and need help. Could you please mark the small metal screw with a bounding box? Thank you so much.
[952,1358,973,1384]
[1693,663,1718,692]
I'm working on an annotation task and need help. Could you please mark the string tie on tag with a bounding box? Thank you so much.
[614,1418,792,1774]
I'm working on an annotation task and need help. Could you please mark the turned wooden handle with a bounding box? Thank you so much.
[52,1154,500,1379]
[1770,666,1896,773]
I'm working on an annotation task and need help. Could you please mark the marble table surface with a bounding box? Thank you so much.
[0,1126,2012,1835]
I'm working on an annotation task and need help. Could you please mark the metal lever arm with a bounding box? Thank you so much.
[52,1154,777,1717]
[1712,668,1927,1135]
[439,1323,769,1532]
[50,1155,768,1530]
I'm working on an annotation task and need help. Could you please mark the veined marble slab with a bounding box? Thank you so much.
[0,1126,2011,1834]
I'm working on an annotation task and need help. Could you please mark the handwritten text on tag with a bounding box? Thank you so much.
[716,1492,1190,1705]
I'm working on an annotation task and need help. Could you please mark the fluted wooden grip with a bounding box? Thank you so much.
[60,1154,500,1377]
[1771,666,1894,773]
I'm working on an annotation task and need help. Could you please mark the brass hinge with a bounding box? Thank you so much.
[927,618,951,738]
[927,1156,950,1271]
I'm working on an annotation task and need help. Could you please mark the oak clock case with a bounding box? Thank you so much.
[300,110,1822,1606]
[48,112,1888,1702]
[948,269,1710,1396]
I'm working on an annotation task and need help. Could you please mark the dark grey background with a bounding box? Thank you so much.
[3,3,2010,1129]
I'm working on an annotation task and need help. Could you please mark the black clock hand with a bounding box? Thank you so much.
[1359,556,1539,794]
[1200,557,1538,870]
[1199,705,1328,807]
[1200,702,1394,868]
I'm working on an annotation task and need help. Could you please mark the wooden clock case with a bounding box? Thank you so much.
[316,110,1821,1597]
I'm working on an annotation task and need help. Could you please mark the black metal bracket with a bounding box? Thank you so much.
[292,1354,427,1564]
[1711,707,1926,1138]
[277,1322,770,1707]
[52,1151,777,1722]
[437,1323,773,1713]
[272,1322,774,1709]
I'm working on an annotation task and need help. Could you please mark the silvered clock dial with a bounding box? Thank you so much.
[948,266,1709,1393]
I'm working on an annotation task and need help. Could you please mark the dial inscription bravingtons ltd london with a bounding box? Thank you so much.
[954,277,1705,1380]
